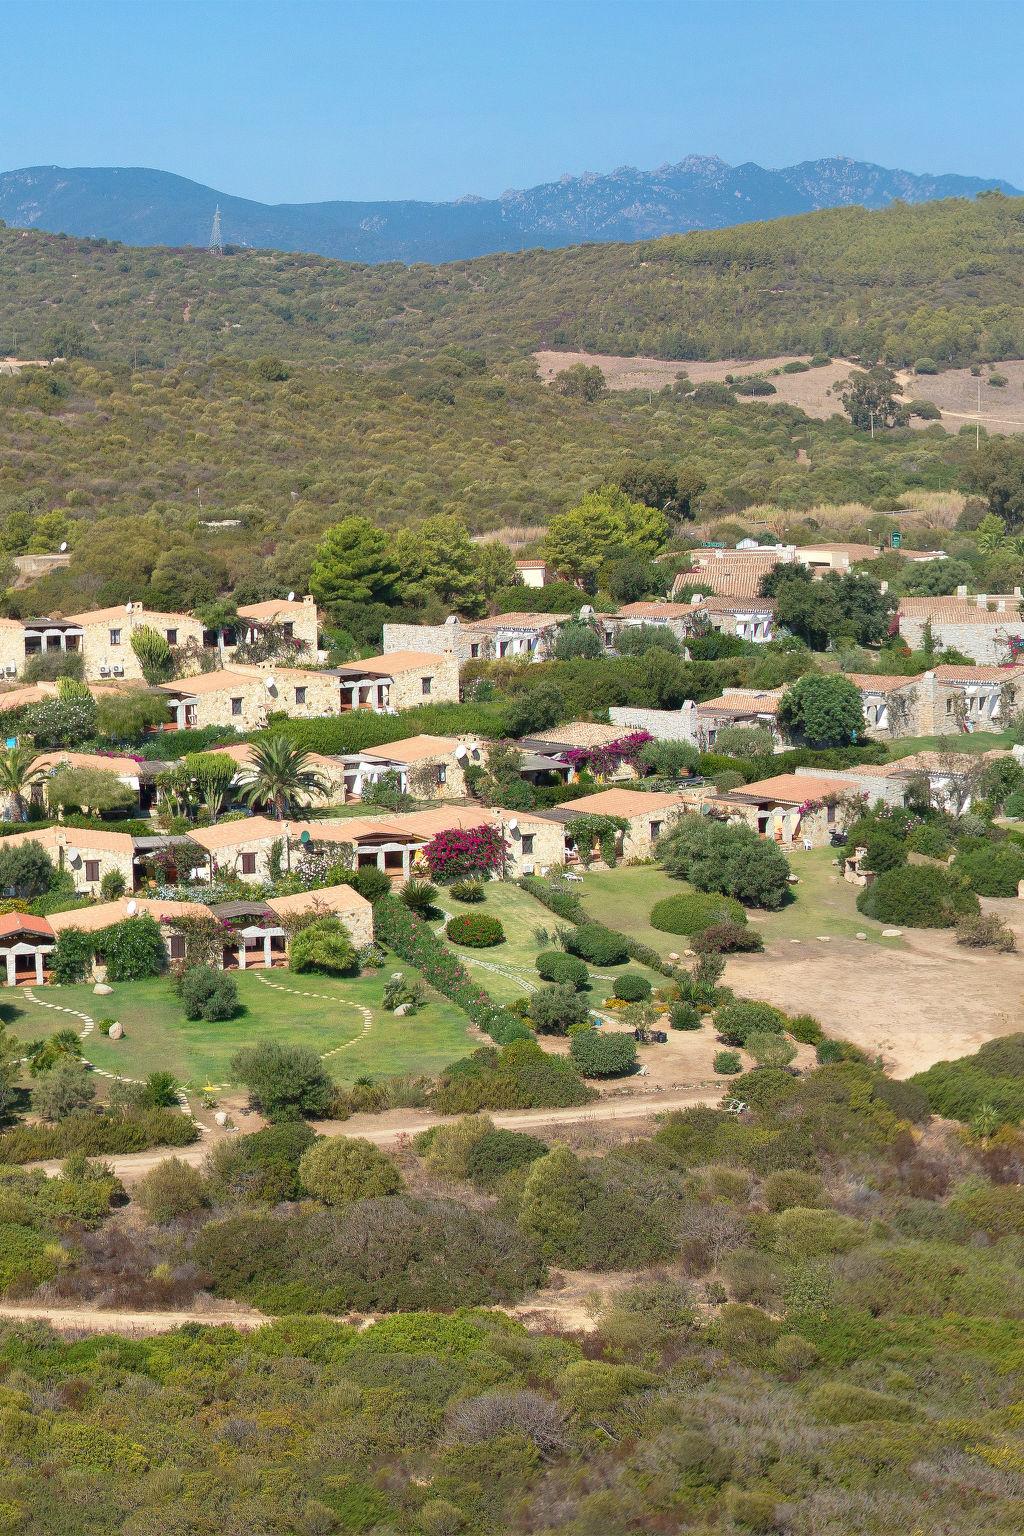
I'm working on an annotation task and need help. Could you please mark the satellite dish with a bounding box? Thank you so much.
[444,614,460,626]
[299,829,311,845]
[59,541,68,553]
[508,817,519,832]
[454,744,467,760]
[287,591,296,602]
[579,604,595,619]
[264,675,277,690]
[125,601,133,613]
[125,898,138,915]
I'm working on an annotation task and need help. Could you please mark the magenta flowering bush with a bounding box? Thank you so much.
[422,824,508,884]
[562,730,653,779]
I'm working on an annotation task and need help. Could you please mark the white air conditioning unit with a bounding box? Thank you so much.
[99,667,110,678]
[522,861,535,875]
[113,665,124,677]
[4,666,15,677]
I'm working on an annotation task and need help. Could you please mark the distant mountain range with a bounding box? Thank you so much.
[0,156,1018,265]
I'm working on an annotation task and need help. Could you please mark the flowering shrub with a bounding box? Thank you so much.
[561,731,653,780]
[445,913,505,947]
[422,824,508,883]
[374,894,528,1045]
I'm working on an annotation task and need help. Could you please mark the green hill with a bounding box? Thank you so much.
[3,193,1024,368]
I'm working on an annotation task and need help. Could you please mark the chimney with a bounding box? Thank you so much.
[976,594,988,608]
[1015,587,1022,600]
[956,584,968,598]
[303,594,315,606]
[998,600,1006,612]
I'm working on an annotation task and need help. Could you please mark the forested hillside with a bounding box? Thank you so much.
[3,193,1024,368]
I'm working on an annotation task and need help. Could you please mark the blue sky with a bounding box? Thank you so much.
[5,0,1021,203]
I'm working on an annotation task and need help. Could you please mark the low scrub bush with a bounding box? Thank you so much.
[205,1122,318,1204]
[715,1000,787,1047]
[670,1001,702,1030]
[298,1137,403,1205]
[466,1126,548,1188]
[857,864,979,927]
[649,891,746,935]
[445,913,505,947]
[431,1041,594,1115]
[450,880,485,903]
[570,1027,638,1078]
[136,1158,209,1225]
[953,840,1024,898]
[179,964,239,1022]
[0,1108,197,1164]
[528,984,590,1036]
[535,951,589,989]
[956,913,1016,951]
[691,921,763,954]
[714,1050,743,1075]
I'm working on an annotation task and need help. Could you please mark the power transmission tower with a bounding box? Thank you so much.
[208,206,223,255]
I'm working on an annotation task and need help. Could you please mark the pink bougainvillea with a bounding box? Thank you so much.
[562,730,653,779]
[422,823,509,882]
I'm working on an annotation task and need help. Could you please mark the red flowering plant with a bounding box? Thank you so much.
[422,824,509,884]
[562,731,653,780]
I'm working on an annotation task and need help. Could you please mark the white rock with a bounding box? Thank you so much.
[214,1110,229,1127]
[667,952,680,963]
[817,936,830,942]
[393,1003,412,1016]
[107,1021,123,1040]
[93,982,112,995]
[882,928,903,938]
[856,931,868,940]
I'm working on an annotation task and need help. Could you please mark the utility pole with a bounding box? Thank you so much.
[208,206,223,256]
[869,408,875,440]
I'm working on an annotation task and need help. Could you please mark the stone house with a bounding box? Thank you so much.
[897,592,1024,664]
[516,559,550,589]
[547,787,687,863]
[0,619,29,681]
[0,913,56,986]
[158,670,271,732]
[213,742,346,809]
[615,601,694,644]
[845,673,925,739]
[676,547,787,599]
[0,824,137,897]
[917,665,1024,735]
[33,749,163,815]
[267,883,374,949]
[382,613,569,665]
[695,689,786,750]
[515,722,648,784]
[329,650,460,711]
[236,595,319,653]
[690,595,777,643]
[714,771,862,848]
[230,663,341,719]
[608,702,701,745]
[339,734,481,801]
[64,603,208,682]
[186,815,284,883]
[856,749,1011,814]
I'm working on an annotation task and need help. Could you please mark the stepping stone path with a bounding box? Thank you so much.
[252,972,373,1059]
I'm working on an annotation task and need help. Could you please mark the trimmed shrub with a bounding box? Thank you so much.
[289,917,359,975]
[691,921,763,954]
[715,1000,786,1048]
[714,1050,742,1075]
[649,891,746,935]
[535,951,589,989]
[563,923,629,966]
[613,971,652,1002]
[570,1027,638,1078]
[529,983,590,1036]
[450,880,485,903]
[954,840,1024,898]
[298,1138,403,1205]
[445,913,505,948]
[400,878,440,915]
[857,865,979,927]
[670,1001,701,1030]
[466,1127,548,1188]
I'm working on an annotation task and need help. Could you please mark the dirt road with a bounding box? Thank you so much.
[31,1086,720,1184]
[0,1301,267,1335]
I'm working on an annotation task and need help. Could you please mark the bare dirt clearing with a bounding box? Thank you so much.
[536,348,1024,436]
[725,898,1024,1078]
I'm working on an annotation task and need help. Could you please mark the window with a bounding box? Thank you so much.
[470,643,481,659]
[240,852,257,875]
[295,686,307,706]
[282,622,294,639]
[231,697,243,717]
[946,698,953,715]
[521,833,534,855]
[109,628,121,646]
[827,804,836,825]
[84,860,100,883]
[436,763,447,786]
[169,935,186,961]
[421,675,432,696]
[650,821,663,843]
[166,629,178,646]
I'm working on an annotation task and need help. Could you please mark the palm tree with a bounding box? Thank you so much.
[0,745,47,823]
[241,737,329,819]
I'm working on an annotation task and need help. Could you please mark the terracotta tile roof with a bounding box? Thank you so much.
[1,825,136,855]
[697,688,783,717]
[618,601,692,619]
[35,750,144,777]
[236,598,314,621]
[898,595,1022,624]
[0,912,54,940]
[527,722,627,748]
[186,816,283,852]
[337,651,452,676]
[0,685,48,711]
[47,896,211,934]
[844,672,925,693]
[678,550,784,598]
[159,670,264,697]
[64,605,191,625]
[691,595,776,615]
[870,749,1009,777]
[515,559,548,569]
[472,613,565,632]
[800,542,880,560]
[360,734,459,764]
[555,787,686,816]
[929,664,1024,683]
[267,884,371,920]
[729,772,858,804]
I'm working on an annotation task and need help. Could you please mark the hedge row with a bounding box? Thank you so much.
[373,894,529,1046]
[262,701,507,757]
[519,876,673,975]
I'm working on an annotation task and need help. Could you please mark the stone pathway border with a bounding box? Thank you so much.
[252,973,373,1059]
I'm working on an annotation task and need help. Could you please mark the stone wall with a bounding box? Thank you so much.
[388,655,460,709]
[609,703,699,744]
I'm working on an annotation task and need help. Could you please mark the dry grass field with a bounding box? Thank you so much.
[536,348,1024,436]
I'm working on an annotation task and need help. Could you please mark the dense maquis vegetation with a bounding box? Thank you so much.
[6,195,1024,367]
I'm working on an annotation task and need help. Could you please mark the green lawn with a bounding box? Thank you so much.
[435,882,664,1006]
[575,852,903,951]
[3,958,475,1092]
[885,730,1018,758]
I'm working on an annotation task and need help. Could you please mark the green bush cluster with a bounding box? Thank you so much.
[445,912,505,947]
[649,890,747,935]
[857,865,979,927]
[535,950,590,989]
